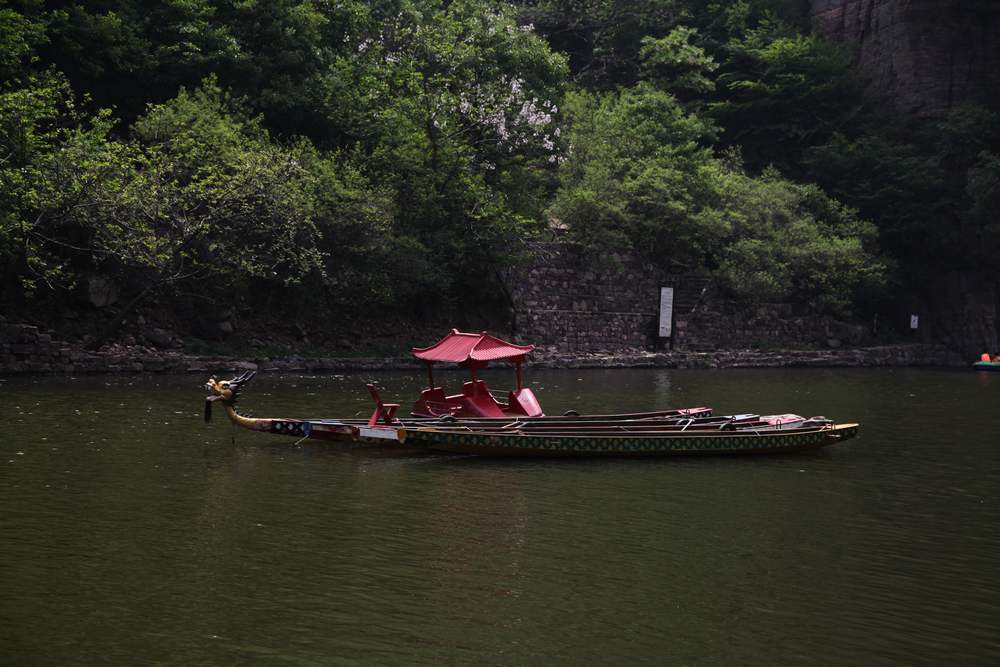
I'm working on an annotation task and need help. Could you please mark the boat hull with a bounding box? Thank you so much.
[401,423,860,457]
[238,416,859,457]
[973,361,1000,372]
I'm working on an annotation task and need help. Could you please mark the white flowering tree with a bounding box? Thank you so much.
[315,0,569,310]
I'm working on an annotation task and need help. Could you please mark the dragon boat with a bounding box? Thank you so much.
[203,370,859,457]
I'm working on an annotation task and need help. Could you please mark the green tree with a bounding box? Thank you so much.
[37,1,239,122]
[518,0,687,87]
[515,0,811,88]
[802,130,948,273]
[550,81,885,314]
[548,84,722,268]
[639,26,717,98]
[965,150,1000,265]
[314,0,569,312]
[0,1,47,79]
[711,165,886,314]
[711,24,863,172]
[0,71,136,305]
[802,105,1000,279]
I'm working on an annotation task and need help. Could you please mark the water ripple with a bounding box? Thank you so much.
[1,369,998,664]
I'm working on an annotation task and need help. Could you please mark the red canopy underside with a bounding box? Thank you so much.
[412,329,535,364]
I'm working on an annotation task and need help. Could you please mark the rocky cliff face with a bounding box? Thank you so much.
[811,1,1000,357]
[810,0,1000,115]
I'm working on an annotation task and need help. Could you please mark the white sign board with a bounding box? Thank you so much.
[910,314,919,330]
[659,287,674,337]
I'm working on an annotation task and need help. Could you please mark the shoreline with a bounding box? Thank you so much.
[1,322,966,374]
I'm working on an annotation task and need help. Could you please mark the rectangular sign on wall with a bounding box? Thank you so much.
[910,314,919,329]
[659,287,674,338]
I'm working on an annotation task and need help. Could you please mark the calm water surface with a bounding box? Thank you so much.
[1,367,998,665]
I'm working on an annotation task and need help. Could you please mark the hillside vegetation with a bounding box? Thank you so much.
[2,1,996,346]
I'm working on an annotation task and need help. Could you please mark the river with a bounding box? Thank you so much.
[1,367,998,665]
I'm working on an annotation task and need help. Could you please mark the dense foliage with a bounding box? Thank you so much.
[2,0,566,337]
[1,0,994,343]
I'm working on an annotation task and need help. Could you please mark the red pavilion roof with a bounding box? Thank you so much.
[412,329,535,364]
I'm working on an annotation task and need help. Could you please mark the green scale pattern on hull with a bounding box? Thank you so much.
[402,424,859,457]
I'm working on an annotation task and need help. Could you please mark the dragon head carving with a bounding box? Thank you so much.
[204,370,256,422]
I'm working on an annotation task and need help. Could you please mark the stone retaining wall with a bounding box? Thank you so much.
[510,243,663,351]
[509,243,874,353]
[674,303,872,352]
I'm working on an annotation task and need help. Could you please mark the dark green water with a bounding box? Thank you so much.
[2,368,998,665]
